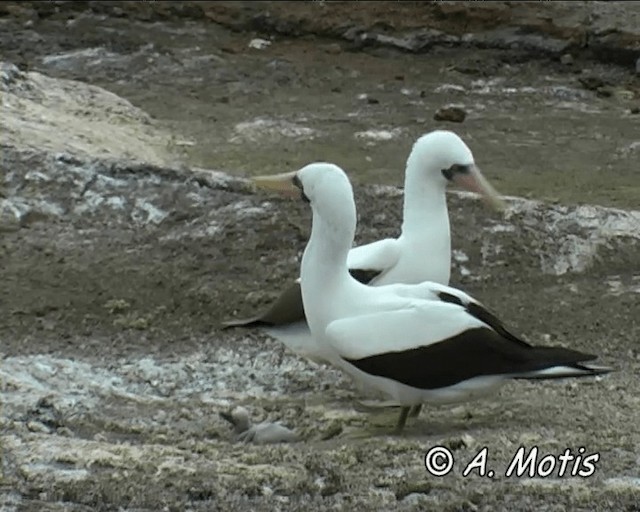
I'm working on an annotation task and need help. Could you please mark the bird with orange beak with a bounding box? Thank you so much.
[223,130,505,376]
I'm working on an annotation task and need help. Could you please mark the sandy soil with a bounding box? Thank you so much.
[1,2,639,511]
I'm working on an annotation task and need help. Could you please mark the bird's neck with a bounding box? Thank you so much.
[399,165,452,283]
[300,211,354,329]
[401,166,450,237]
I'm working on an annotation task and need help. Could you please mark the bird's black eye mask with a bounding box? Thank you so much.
[442,164,472,182]
[292,174,310,203]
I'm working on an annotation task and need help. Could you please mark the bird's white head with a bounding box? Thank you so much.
[251,162,356,229]
[295,162,353,206]
[252,163,358,272]
[406,130,504,210]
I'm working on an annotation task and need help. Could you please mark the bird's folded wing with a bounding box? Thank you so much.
[388,281,531,347]
[325,301,484,361]
[345,238,401,277]
[325,299,604,390]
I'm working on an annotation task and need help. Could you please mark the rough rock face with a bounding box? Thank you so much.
[2,2,640,66]
[1,61,173,164]
[1,64,639,511]
[3,60,638,271]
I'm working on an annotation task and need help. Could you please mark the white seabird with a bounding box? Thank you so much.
[253,162,611,433]
[223,130,504,365]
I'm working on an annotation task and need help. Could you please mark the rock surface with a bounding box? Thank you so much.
[2,2,640,66]
[1,61,172,164]
[0,3,639,510]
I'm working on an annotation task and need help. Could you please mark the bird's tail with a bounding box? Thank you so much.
[511,345,613,380]
[221,282,306,329]
[513,362,612,380]
[220,316,265,329]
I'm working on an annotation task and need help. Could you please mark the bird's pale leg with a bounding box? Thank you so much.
[409,404,422,418]
[395,407,410,434]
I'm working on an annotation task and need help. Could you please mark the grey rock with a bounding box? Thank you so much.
[434,105,467,123]
[0,62,26,91]
[560,53,574,65]
[462,27,570,56]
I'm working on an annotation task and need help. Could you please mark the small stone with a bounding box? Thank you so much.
[560,53,574,65]
[446,436,469,451]
[395,481,432,501]
[320,421,343,441]
[450,405,467,416]
[614,89,635,101]
[434,105,467,123]
[518,432,542,445]
[248,38,271,50]
[579,76,606,91]
[461,500,479,512]
[596,86,613,98]
[56,426,74,437]
[27,420,51,434]
[461,433,476,448]
[19,210,48,228]
[630,106,640,115]
[153,410,168,423]
[322,43,342,55]
[367,97,380,105]
[636,57,640,75]
[104,299,131,315]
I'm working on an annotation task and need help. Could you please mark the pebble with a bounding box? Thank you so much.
[461,433,476,448]
[322,43,342,55]
[248,38,271,50]
[579,75,606,91]
[56,426,74,437]
[434,105,467,123]
[614,89,635,101]
[26,420,51,434]
[596,86,613,98]
[560,53,574,65]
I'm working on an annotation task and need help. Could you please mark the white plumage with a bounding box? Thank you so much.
[225,130,504,365]
[290,162,611,432]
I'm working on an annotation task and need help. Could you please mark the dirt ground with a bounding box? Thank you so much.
[1,2,639,511]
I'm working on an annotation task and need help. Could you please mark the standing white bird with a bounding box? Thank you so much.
[255,162,611,433]
[223,131,504,365]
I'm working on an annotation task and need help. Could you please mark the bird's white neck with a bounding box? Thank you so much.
[398,159,452,283]
[300,204,355,331]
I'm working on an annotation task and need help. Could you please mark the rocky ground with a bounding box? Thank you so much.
[1,2,639,511]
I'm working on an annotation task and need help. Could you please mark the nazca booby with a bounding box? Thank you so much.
[254,162,611,433]
[223,131,504,368]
